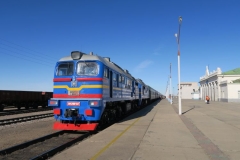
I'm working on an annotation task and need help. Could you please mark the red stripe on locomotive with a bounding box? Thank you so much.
[53,122,98,131]
[53,78,72,82]
[76,78,103,81]
[53,94,102,98]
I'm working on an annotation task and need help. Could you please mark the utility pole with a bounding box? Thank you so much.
[170,63,172,104]
[175,16,182,115]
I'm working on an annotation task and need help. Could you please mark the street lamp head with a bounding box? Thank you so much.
[179,16,182,23]
[174,33,178,38]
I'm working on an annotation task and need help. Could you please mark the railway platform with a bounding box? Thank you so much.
[50,99,240,160]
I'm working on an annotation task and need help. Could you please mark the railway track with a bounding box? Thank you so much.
[0,113,53,126]
[0,131,92,160]
[0,100,161,159]
[0,107,52,116]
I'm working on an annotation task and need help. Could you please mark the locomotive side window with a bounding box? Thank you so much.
[122,76,125,84]
[119,75,122,83]
[125,77,128,89]
[77,62,99,76]
[104,67,109,78]
[116,74,119,87]
[57,62,74,76]
[113,72,116,81]
[127,78,131,89]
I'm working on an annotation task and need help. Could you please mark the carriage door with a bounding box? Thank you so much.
[110,70,113,98]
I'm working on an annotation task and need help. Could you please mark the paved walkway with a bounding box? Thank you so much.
[51,99,240,160]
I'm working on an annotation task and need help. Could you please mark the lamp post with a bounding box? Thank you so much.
[175,16,182,115]
[170,63,172,104]
[173,86,174,100]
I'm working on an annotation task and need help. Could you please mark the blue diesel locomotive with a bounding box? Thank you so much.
[48,51,161,131]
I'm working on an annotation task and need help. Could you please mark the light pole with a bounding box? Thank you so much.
[170,63,172,104]
[173,86,174,100]
[175,16,182,115]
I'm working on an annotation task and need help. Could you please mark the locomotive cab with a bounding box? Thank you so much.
[48,51,104,131]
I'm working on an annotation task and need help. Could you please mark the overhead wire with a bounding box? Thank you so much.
[0,51,54,67]
[0,38,58,67]
[0,38,57,60]
[0,46,54,65]
[0,42,55,63]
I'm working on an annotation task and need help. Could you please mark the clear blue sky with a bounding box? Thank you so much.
[0,0,239,95]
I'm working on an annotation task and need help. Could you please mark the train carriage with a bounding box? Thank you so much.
[0,90,52,111]
[48,51,161,131]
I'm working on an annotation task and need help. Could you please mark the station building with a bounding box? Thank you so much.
[199,66,240,102]
[179,82,199,99]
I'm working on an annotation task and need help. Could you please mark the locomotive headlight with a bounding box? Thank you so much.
[71,51,82,60]
[89,100,99,107]
[48,100,58,106]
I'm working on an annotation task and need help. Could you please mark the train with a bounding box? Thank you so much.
[48,51,163,131]
[0,90,52,111]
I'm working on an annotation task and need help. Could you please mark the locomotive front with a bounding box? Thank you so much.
[48,51,104,131]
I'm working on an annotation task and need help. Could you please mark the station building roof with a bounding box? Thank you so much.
[233,78,240,83]
[222,68,240,75]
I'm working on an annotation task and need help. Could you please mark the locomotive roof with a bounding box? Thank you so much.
[59,53,135,79]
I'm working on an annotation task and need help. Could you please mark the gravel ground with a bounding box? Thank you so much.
[0,117,57,150]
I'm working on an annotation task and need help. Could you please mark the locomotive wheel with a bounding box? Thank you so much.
[99,112,109,126]
[133,102,138,111]
[116,106,123,120]
[109,109,117,122]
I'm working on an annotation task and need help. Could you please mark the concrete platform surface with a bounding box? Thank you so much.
[50,99,240,160]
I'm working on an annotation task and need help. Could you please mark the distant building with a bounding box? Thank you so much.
[178,82,199,99]
[199,66,240,102]
[191,91,200,99]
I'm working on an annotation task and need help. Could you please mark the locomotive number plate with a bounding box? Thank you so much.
[68,91,79,96]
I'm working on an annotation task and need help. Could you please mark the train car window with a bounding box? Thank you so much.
[119,75,122,83]
[113,72,117,81]
[77,62,99,76]
[145,87,149,93]
[104,67,109,78]
[122,76,125,84]
[57,62,74,76]
[117,74,119,87]
[127,79,131,89]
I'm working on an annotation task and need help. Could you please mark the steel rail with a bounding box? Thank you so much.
[0,131,64,155]
[0,113,53,126]
[0,107,52,116]
[30,132,92,160]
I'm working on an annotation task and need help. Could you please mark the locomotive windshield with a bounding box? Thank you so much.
[77,62,99,76]
[56,62,74,76]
